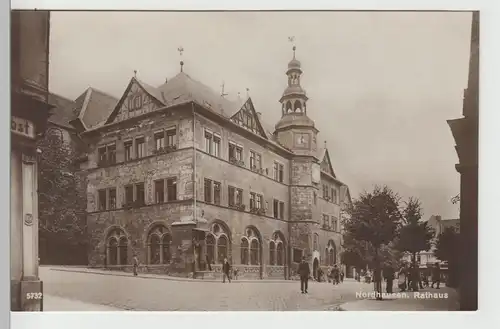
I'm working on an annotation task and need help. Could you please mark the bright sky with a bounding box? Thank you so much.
[48,11,473,219]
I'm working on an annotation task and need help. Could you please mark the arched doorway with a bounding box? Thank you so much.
[313,258,319,280]
[105,227,129,267]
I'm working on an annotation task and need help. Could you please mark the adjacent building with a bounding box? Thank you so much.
[402,215,459,280]
[447,11,479,310]
[10,10,52,311]
[50,47,352,279]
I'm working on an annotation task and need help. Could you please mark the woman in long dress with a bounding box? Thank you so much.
[398,267,407,292]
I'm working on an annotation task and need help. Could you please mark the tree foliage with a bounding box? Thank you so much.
[395,198,435,261]
[37,130,87,245]
[434,227,458,263]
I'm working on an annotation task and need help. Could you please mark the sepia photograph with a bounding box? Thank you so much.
[10,9,478,313]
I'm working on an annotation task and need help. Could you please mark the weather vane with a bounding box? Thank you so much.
[221,81,228,98]
[134,70,137,78]
[246,88,250,98]
[288,36,296,57]
[177,46,185,72]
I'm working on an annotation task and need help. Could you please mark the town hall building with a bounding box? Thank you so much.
[53,47,352,280]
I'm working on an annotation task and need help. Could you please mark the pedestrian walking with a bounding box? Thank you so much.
[431,263,441,289]
[383,265,395,293]
[397,265,407,292]
[133,254,139,277]
[340,269,344,283]
[222,258,231,283]
[333,264,340,285]
[298,256,310,294]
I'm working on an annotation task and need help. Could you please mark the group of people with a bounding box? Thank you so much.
[396,262,442,292]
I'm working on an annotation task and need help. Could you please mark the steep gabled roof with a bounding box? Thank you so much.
[230,97,268,139]
[75,87,118,129]
[47,93,77,129]
[319,147,336,178]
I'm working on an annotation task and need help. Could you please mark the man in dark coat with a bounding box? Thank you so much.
[222,258,231,283]
[431,263,441,289]
[298,256,310,293]
[383,265,395,293]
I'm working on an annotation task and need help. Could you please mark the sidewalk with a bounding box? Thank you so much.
[339,287,459,311]
[43,295,123,311]
[49,266,341,283]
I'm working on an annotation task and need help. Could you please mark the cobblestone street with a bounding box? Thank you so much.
[40,267,375,311]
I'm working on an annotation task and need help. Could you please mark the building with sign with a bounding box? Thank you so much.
[53,47,352,280]
[10,10,52,311]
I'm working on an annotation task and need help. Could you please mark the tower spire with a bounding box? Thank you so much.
[177,46,184,72]
[279,36,308,116]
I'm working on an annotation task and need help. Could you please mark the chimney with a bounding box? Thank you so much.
[165,78,168,83]
[257,112,262,120]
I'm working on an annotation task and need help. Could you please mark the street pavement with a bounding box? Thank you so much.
[40,267,374,311]
[40,267,457,311]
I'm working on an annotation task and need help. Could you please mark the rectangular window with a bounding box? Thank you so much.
[135,137,145,158]
[235,147,242,161]
[332,188,338,204]
[98,189,107,211]
[135,183,145,205]
[323,214,328,227]
[250,151,262,171]
[204,179,212,203]
[213,181,221,205]
[279,201,285,220]
[124,140,133,161]
[167,178,177,201]
[229,143,236,160]
[124,185,134,204]
[250,192,256,210]
[154,131,165,151]
[236,188,243,205]
[273,199,279,219]
[213,135,220,157]
[166,128,176,146]
[274,162,284,182]
[205,131,212,154]
[228,186,235,206]
[293,248,303,263]
[98,147,107,165]
[257,194,263,209]
[109,188,116,209]
[332,216,337,231]
[107,144,116,164]
[98,144,116,166]
[155,180,164,204]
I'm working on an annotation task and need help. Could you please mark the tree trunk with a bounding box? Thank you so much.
[374,248,382,300]
[411,252,419,291]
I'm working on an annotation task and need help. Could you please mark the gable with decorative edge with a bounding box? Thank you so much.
[230,98,268,139]
[105,77,164,124]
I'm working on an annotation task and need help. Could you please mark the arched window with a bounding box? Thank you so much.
[250,240,259,265]
[149,235,161,264]
[286,101,292,113]
[294,100,302,113]
[217,235,228,264]
[119,237,128,266]
[207,222,231,264]
[270,231,285,266]
[326,240,336,266]
[276,243,284,266]
[206,234,216,264]
[106,228,128,266]
[108,238,118,265]
[240,238,249,265]
[269,241,276,265]
[162,234,171,263]
[147,225,171,265]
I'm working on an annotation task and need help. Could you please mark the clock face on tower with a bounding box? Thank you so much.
[294,133,310,148]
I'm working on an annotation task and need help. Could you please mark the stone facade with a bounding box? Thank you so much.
[76,50,351,280]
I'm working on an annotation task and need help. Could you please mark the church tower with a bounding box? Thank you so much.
[275,44,321,265]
